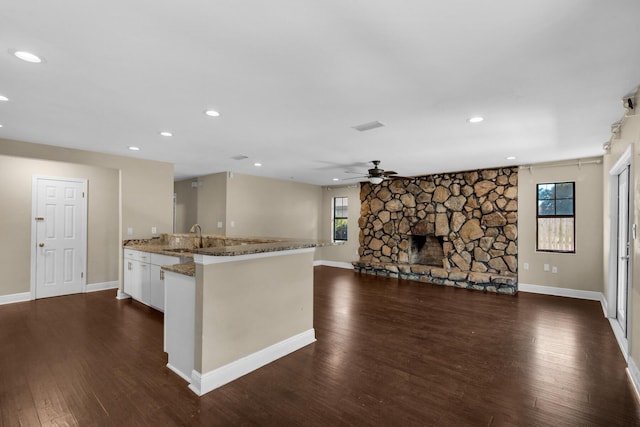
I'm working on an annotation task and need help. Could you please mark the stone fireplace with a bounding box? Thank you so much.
[353,167,518,294]
[408,235,444,265]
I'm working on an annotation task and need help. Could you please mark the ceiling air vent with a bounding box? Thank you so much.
[352,120,385,132]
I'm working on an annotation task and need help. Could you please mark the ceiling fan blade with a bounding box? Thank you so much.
[344,170,366,175]
[342,176,367,180]
[387,175,412,180]
[383,170,398,176]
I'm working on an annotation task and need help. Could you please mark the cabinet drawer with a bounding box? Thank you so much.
[123,249,150,262]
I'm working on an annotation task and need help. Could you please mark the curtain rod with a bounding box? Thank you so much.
[519,158,602,172]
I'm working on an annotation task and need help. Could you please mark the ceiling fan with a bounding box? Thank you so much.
[345,160,406,184]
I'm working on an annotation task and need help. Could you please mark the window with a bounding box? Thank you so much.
[536,182,575,253]
[333,197,348,241]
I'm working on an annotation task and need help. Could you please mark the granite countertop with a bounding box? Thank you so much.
[192,240,337,257]
[162,262,195,277]
[123,242,195,258]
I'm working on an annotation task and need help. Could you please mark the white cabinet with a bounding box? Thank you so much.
[123,249,182,312]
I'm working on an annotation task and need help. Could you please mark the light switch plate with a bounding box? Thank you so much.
[543,263,550,272]
[217,221,223,228]
[151,226,157,234]
[127,227,133,236]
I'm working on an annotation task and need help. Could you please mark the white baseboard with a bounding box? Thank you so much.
[627,357,640,402]
[167,363,192,383]
[519,283,604,302]
[313,260,354,269]
[189,328,316,396]
[115,290,131,300]
[86,281,119,293]
[0,291,31,306]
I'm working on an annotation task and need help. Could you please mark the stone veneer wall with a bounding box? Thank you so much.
[355,167,518,294]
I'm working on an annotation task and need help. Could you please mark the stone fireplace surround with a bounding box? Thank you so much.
[353,167,518,294]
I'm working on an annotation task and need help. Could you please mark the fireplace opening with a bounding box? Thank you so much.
[409,235,444,266]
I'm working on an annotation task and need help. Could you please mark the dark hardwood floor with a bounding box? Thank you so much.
[1,267,639,426]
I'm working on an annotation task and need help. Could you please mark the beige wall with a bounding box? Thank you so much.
[195,173,227,234]
[174,179,199,233]
[195,251,314,373]
[0,138,174,295]
[603,110,640,363]
[314,184,361,263]
[0,138,174,239]
[518,158,603,292]
[0,154,119,295]
[225,173,322,239]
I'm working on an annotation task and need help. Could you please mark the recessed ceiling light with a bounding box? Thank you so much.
[204,110,220,117]
[12,50,43,63]
[332,178,340,181]
[128,146,140,151]
[0,95,8,102]
[467,116,484,123]
[159,131,173,137]
[254,162,262,167]
[506,156,517,160]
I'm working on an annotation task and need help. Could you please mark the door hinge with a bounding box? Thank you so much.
[81,272,84,278]
[82,192,85,198]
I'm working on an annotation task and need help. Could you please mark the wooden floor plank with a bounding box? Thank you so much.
[1,267,639,425]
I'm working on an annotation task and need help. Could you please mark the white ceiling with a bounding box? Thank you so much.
[1,1,639,185]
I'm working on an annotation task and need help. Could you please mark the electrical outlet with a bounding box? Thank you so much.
[176,237,180,243]
[552,266,558,274]
[543,264,550,272]
[217,221,223,228]
[127,227,133,236]
[523,262,529,270]
[151,226,157,234]
[230,220,235,228]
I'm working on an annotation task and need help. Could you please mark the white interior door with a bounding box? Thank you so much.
[33,177,87,299]
[616,166,630,335]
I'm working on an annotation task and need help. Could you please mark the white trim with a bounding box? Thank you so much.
[0,292,31,306]
[115,290,131,300]
[195,247,314,265]
[607,146,634,340]
[313,260,354,269]
[188,328,316,396]
[85,281,119,293]
[607,168,621,319]
[31,176,88,299]
[167,363,192,383]
[628,357,640,403]
[609,317,630,362]
[518,283,603,301]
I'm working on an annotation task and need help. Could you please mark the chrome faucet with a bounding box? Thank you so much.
[189,223,203,248]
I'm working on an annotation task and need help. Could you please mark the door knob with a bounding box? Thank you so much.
[38,243,45,247]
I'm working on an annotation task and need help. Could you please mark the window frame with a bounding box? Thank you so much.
[332,196,348,242]
[536,181,576,253]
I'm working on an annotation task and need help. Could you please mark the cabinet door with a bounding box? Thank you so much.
[150,264,165,312]
[124,259,141,300]
[139,261,151,305]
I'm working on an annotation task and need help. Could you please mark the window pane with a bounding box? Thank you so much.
[334,218,348,240]
[556,199,574,215]
[335,205,348,218]
[538,200,555,216]
[537,184,555,200]
[556,182,574,199]
[537,218,574,252]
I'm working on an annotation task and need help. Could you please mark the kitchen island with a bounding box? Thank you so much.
[162,240,325,396]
